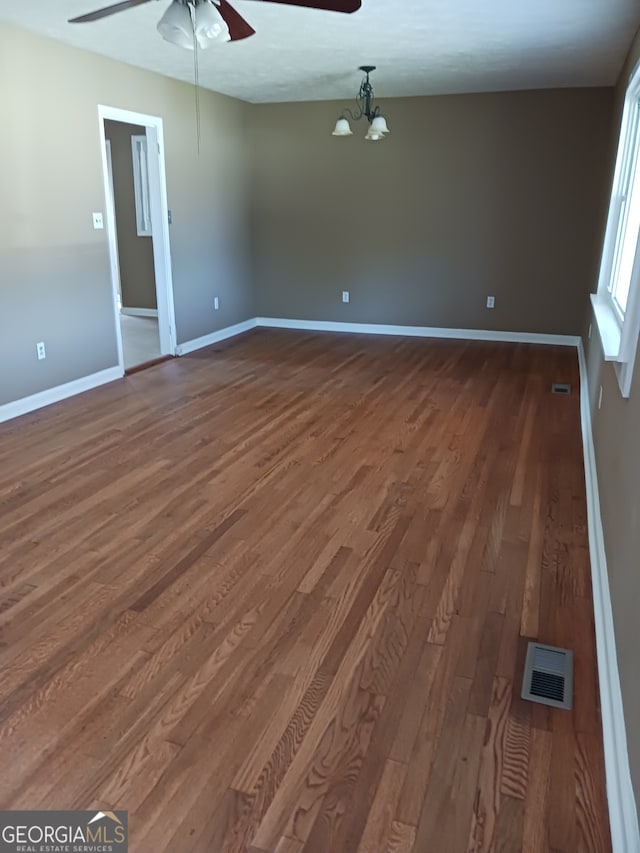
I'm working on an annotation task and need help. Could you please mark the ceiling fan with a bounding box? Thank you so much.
[68,0,361,45]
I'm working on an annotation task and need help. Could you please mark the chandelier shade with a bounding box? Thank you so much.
[370,115,390,135]
[157,1,194,48]
[332,117,353,136]
[194,0,230,45]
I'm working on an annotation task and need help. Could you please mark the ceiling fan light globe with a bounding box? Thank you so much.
[194,0,230,46]
[370,115,390,134]
[332,118,353,136]
[157,1,194,49]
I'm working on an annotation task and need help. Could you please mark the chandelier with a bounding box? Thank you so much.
[332,66,390,141]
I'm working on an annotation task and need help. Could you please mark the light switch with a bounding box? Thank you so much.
[92,212,104,229]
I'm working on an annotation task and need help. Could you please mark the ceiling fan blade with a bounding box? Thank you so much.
[216,0,256,40]
[247,0,360,12]
[68,0,155,23]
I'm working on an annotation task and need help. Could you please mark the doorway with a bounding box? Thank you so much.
[98,106,176,371]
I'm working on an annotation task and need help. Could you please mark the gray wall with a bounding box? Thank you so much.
[0,24,615,412]
[584,26,640,814]
[249,89,613,334]
[0,23,252,407]
[104,120,157,311]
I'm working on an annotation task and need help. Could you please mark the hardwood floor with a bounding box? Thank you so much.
[0,330,610,852]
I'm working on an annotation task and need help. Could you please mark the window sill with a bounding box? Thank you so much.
[590,293,622,361]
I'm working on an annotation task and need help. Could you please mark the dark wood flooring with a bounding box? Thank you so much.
[0,329,611,852]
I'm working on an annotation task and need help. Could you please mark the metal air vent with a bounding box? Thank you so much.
[521,642,573,710]
[551,383,571,395]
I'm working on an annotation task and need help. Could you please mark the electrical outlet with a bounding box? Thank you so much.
[342,291,350,304]
[92,212,104,230]
[486,296,495,308]
[214,297,219,310]
[36,341,46,360]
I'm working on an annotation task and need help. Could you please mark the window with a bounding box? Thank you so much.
[593,62,640,397]
[131,134,152,237]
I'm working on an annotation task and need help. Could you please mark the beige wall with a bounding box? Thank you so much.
[104,120,157,311]
[249,89,613,334]
[0,23,252,407]
[584,26,640,813]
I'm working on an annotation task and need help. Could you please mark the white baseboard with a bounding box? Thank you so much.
[175,319,257,356]
[120,307,158,318]
[0,319,580,425]
[577,341,640,853]
[0,366,123,424]
[254,317,580,347]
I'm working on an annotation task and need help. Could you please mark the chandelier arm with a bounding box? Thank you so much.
[341,106,365,122]
[359,102,381,122]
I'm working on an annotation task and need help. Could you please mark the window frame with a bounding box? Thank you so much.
[593,61,640,398]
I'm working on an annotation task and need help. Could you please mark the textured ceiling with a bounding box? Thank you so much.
[1,0,639,103]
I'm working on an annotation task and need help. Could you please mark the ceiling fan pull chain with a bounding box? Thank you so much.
[192,5,202,155]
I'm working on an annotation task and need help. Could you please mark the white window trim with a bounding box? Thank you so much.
[593,61,640,397]
[131,133,152,237]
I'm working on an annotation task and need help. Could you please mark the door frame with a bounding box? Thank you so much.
[98,105,177,365]
[104,139,123,312]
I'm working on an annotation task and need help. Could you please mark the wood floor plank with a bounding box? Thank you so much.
[395,619,469,827]
[467,676,512,853]
[388,821,416,853]
[324,582,439,853]
[467,611,506,717]
[411,694,486,853]
[548,707,578,852]
[389,641,442,764]
[356,759,407,853]
[522,727,553,853]
[493,793,525,853]
[250,569,400,851]
[296,686,386,852]
[576,732,613,853]
[0,332,610,851]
